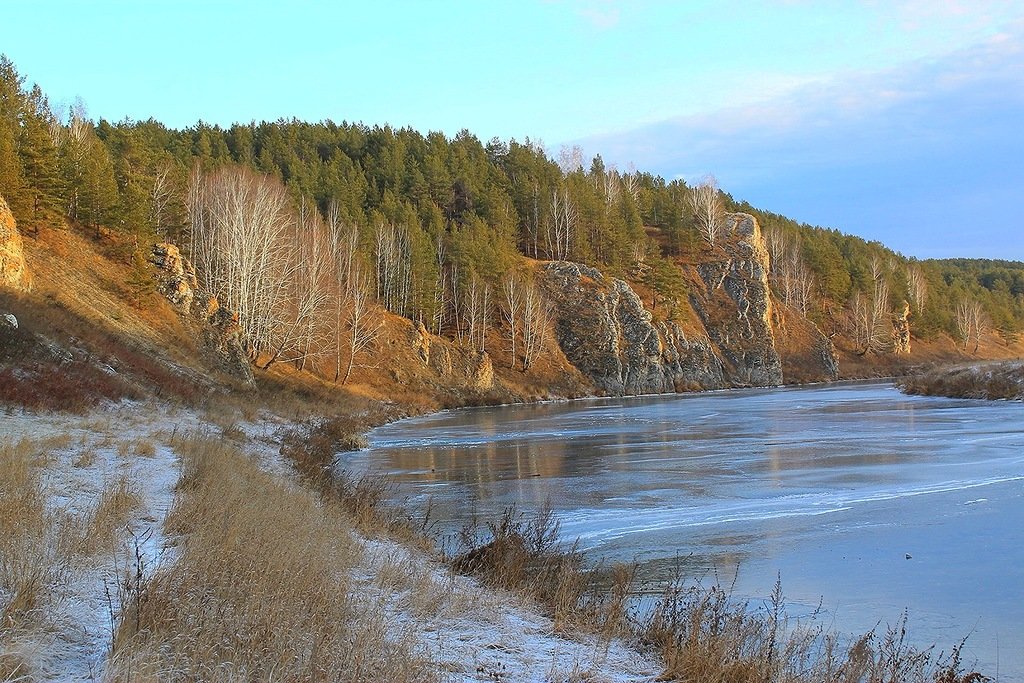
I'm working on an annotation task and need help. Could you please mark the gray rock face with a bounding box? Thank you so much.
[540,213,792,395]
[690,213,783,387]
[201,301,255,385]
[1,313,17,330]
[542,261,725,395]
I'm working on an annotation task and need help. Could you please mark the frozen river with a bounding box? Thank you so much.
[345,382,1024,679]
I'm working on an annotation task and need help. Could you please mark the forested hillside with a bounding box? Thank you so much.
[2,54,1021,385]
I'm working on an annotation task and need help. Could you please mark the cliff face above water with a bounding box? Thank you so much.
[689,213,783,387]
[541,213,839,395]
[542,261,725,395]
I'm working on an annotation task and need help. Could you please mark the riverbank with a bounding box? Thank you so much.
[4,389,999,681]
[351,382,1020,682]
[0,401,662,681]
[897,360,1024,400]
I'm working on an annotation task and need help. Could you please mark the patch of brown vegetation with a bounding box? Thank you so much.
[107,436,437,682]
[897,361,1024,400]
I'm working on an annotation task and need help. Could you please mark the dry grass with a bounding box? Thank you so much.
[0,434,154,682]
[898,362,1024,400]
[106,436,437,682]
[0,439,71,681]
[448,506,986,683]
[78,476,143,556]
[72,446,98,469]
[116,438,157,459]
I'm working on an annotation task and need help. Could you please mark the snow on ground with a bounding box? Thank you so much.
[2,401,198,681]
[355,540,661,683]
[1,402,661,683]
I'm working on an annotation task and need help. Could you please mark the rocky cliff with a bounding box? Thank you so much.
[689,213,783,387]
[0,194,31,292]
[541,261,724,395]
[539,213,842,395]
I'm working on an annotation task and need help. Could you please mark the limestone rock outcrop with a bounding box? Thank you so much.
[0,194,31,292]
[150,242,198,314]
[541,261,725,395]
[150,242,253,385]
[411,320,431,365]
[200,298,255,385]
[892,300,911,355]
[690,213,783,386]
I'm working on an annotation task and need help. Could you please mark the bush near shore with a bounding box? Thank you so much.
[897,361,1024,400]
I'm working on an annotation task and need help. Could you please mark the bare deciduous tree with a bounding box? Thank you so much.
[521,281,551,371]
[557,144,585,174]
[374,222,412,316]
[688,174,724,247]
[545,187,577,261]
[501,274,524,369]
[462,274,490,353]
[906,264,928,313]
[340,267,381,384]
[851,292,872,353]
[187,165,297,361]
[955,299,987,353]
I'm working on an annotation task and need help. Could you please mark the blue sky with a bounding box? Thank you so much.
[5,1,1023,259]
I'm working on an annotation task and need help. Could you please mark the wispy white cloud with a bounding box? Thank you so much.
[573,22,1024,258]
[578,0,621,29]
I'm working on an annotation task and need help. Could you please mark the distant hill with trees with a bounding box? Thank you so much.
[2,54,1020,380]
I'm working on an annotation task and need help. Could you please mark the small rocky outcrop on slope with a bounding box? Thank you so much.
[690,213,783,386]
[541,261,724,395]
[150,242,198,314]
[0,194,31,292]
[892,300,912,355]
[418,328,495,392]
[150,242,254,385]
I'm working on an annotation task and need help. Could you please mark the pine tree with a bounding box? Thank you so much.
[17,85,62,232]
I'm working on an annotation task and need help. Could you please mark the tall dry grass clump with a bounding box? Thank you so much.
[78,475,143,556]
[106,436,437,682]
[450,505,986,683]
[0,440,70,680]
[898,362,1024,401]
[641,575,986,683]
[447,504,642,654]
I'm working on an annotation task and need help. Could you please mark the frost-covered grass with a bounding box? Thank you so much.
[107,435,438,682]
[1,403,187,681]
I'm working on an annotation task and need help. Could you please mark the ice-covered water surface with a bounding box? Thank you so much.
[347,382,1024,679]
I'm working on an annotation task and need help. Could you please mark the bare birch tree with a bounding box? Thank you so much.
[557,144,585,174]
[906,264,928,313]
[501,274,524,368]
[851,292,872,353]
[269,198,335,371]
[521,282,551,371]
[688,174,724,247]
[545,187,577,261]
[186,165,297,361]
[375,222,412,316]
[341,267,381,384]
[462,274,490,353]
[955,299,987,353]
